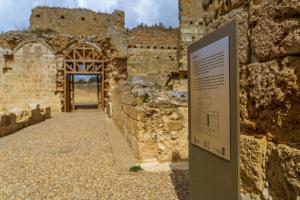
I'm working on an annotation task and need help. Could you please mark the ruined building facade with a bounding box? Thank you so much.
[0,2,299,199]
[127,27,178,85]
[0,6,185,163]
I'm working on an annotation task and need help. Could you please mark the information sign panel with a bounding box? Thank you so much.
[188,20,240,200]
[190,36,230,160]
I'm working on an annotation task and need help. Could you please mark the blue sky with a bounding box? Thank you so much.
[0,0,179,32]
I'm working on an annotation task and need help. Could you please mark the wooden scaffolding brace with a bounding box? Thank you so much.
[63,44,107,112]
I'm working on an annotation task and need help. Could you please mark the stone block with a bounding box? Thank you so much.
[250,0,300,61]
[206,8,250,64]
[205,0,232,21]
[165,121,183,131]
[240,135,267,193]
[279,28,300,55]
[231,0,246,9]
[240,57,300,142]
[0,106,50,137]
[266,144,300,200]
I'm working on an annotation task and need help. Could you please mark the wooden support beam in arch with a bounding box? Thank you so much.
[63,43,109,112]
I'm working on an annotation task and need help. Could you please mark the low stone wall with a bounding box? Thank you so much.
[0,106,51,137]
[112,79,188,162]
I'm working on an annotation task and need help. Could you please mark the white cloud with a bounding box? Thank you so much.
[133,0,159,24]
[77,0,119,12]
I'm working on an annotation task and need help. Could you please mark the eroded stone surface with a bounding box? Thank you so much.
[240,135,267,193]
[206,8,250,64]
[240,57,300,143]
[250,0,300,61]
[0,42,61,115]
[267,144,300,200]
[0,105,50,138]
[280,28,300,55]
[112,79,188,162]
[179,0,300,199]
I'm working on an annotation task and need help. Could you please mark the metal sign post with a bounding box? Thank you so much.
[188,20,240,200]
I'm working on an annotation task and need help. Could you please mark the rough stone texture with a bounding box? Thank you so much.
[206,8,250,64]
[112,79,188,162]
[178,0,206,71]
[240,135,267,194]
[267,144,300,200]
[30,7,124,36]
[179,0,300,199]
[249,0,300,62]
[240,57,300,143]
[30,7,127,57]
[0,41,61,115]
[0,32,117,57]
[205,0,232,22]
[127,26,178,86]
[0,105,51,137]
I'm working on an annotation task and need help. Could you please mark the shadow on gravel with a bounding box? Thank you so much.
[169,152,189,200]
[170,169,189,200]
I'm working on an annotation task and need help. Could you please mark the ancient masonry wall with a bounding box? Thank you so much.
[127,27,178,86]
[30,7,128,58]
[179,0,300,199]
[178,0,206,71]
[0,42,62,115]
[112,80,188,162]
[0,105,51,137]
[0,33,127,119]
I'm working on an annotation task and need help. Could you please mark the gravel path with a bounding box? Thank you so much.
[0,110,188,200]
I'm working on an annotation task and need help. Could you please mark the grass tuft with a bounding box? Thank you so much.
[129,165,143,172]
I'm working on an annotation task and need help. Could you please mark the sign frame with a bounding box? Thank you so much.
[190,35,231,161]
[188,20,240,200]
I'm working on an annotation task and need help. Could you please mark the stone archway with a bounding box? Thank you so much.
[63,43,109,112]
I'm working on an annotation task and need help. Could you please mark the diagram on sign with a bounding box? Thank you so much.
[190,36,231,160]
[199,111,219,136]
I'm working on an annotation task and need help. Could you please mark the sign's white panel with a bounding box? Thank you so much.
[190,36,230,160]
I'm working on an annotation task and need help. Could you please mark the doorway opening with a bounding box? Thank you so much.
[73,75,100,109]
[63,43,108,112]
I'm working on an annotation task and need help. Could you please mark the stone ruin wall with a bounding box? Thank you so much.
[0,6,129,120]
[0,41,61,115]
[127,27,179,86]
[114,27,187,162]
[112,80,188,162]
[30,7,128,58]
[0,33,127,122]
[180,0,300,199]
[178,0,206,71]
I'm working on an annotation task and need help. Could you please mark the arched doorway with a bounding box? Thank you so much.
[63,43,108,112]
